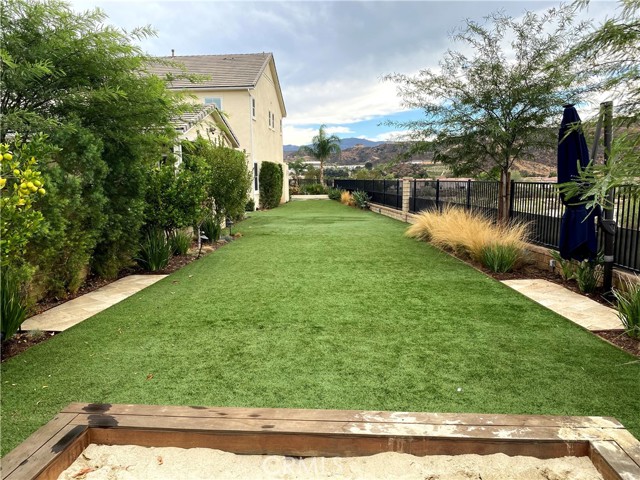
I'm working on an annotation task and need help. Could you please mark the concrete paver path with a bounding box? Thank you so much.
[502,279,624,331]
[22,275,168,332]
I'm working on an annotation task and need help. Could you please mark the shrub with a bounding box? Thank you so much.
[549,249,575,281]
[136,230,171,272]
[1,268,26,342]
[481,244,522,273]
[340,191,354,206]
[169,230,192,256]
[300,183,326,195]
[202,217,222,243]
[259,161,283,209]
[327,188,342,200]
[612,276,640,339]
[245,199,255,212]
[574,258,603,293]
[406,207,528,270]
[352,190,370,209]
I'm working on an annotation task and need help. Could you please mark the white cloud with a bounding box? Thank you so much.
[324,126,354,135]
[359,130,412,143]
[281,126,318,147]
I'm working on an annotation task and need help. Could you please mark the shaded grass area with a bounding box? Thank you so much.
[2,200,639,455]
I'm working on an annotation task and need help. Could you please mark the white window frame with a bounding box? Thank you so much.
[251,97,256,120]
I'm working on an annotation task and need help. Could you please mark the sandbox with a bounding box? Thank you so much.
[2,403,639,479]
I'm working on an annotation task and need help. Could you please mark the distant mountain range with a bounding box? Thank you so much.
[283,137,386,153]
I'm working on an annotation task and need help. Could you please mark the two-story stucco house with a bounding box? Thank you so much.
[153,53,288,206]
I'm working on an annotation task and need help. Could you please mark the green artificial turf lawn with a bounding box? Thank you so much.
[1,200,639,455]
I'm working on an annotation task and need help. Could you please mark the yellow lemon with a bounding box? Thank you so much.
[13,169,20,175]
[17,198,26,206]
[38,188,46,195]
[3,153,13,161]
[0,178,6,189]
[34,180,42,187]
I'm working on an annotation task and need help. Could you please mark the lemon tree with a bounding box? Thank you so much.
[0,138,46,267]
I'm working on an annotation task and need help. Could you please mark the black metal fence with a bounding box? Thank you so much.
[410,180,499,219]
[334,179,402,209]
[333,178,640,272]
[510,182,563,248]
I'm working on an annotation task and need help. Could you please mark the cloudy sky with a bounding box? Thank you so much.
[70,0,615,145]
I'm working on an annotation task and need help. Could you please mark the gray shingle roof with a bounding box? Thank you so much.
[151,53,272,89]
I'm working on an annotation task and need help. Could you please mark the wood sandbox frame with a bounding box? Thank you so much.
[2,403,640,480]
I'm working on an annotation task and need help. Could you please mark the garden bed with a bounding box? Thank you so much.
[3,403,640,480]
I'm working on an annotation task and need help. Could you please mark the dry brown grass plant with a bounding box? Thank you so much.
[406,207,529,265]
[340,191,354,207]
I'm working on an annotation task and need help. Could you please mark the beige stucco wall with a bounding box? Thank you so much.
[180,61,287,206]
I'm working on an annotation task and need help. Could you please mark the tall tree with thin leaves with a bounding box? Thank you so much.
[298,125,341,185]
[384,5,590,221]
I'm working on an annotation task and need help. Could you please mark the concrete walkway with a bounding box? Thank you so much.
[22,275,168,332]
[502,279,624,331]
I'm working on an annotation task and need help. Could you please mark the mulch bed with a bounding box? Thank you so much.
[1,237,239,363]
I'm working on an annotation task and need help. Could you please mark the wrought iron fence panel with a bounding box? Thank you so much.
[335,178,639,271]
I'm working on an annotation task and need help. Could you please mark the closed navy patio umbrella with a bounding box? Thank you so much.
[557,105,599,261]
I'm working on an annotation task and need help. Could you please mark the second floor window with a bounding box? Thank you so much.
[251,98,256,119]
[204,97,222,109]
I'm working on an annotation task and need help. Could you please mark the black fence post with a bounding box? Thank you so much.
[466,179,472,211]
[411,180,415,213]
[508,180,515,219]
[436,179,440,212]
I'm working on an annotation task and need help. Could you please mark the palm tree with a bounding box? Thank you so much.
[298,125,341,185]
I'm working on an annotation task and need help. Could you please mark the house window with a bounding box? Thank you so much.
[251,98,256,119]
[253,162,259,190]
[268,110,272,128]
[204,97,222,109]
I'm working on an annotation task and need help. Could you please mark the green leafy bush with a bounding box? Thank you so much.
[327,188,342,200]
[481,244,521,273]
[300,183,326,195]
[202,217,222,243]
[1,268,26,342]
[574,259,603,293]
[169,230,192,256]
[245,199,255,211]
[351,190,370,209]
[612,276,640,339]
[259,162,283,209]
[136,230,171,272]
[549,250,575,281]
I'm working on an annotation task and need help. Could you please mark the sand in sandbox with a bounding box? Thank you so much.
[58,444,604,479]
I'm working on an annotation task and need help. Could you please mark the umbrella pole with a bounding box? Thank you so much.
[602,101,615,294]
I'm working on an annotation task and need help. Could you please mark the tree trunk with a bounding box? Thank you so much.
[498,169,511,224]
[319,160,324,186]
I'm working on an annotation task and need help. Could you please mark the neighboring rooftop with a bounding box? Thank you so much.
[151,53,272,90]
[173,104,240,148]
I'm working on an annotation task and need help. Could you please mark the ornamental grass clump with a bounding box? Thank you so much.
[169,230,192,256]
[612,276,640,339]
[137,230,171,272]
[340,191,354,206]
[406,207,528,272]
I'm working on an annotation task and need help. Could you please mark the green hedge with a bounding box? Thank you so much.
[259,162,283,209]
